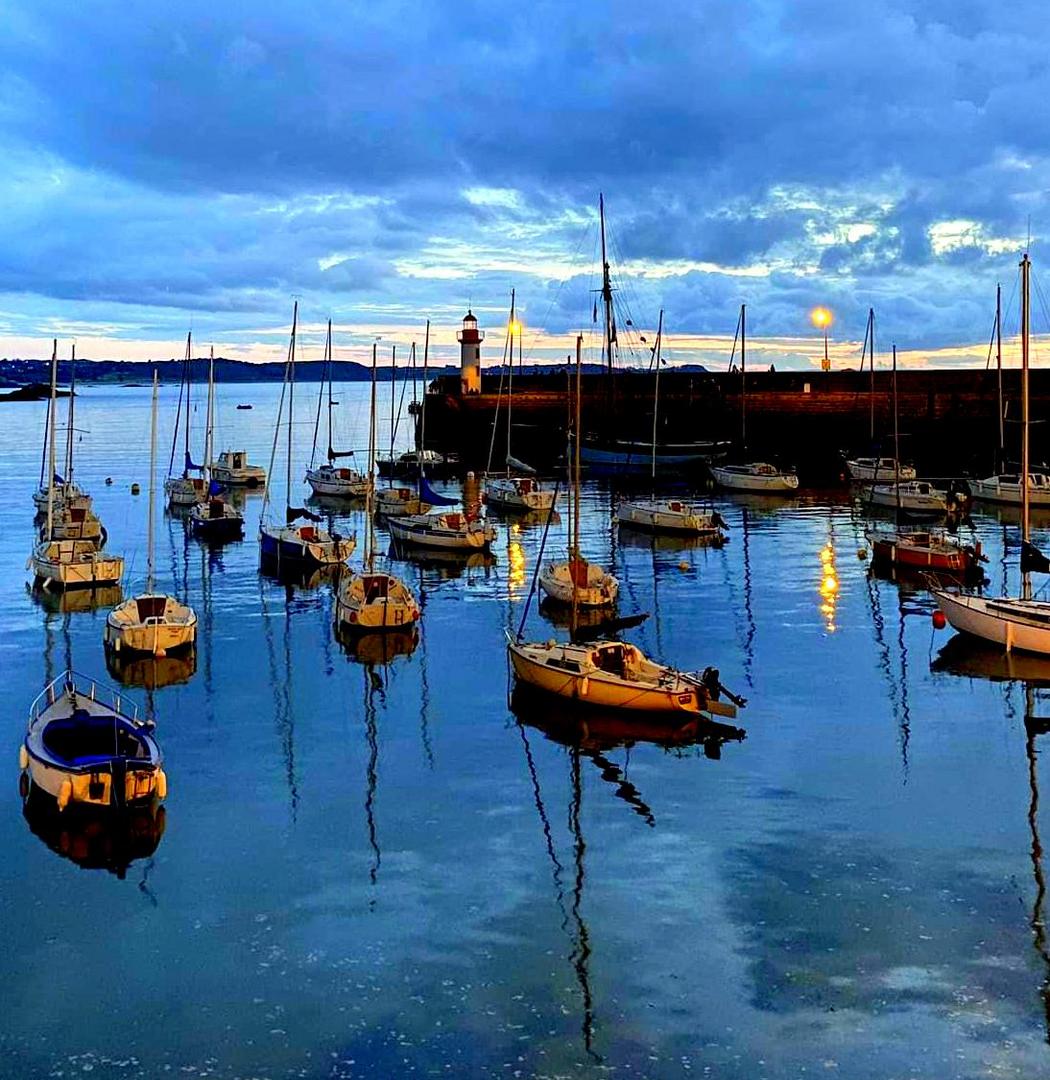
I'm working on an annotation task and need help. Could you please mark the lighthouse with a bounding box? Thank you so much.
[457,310,484,395]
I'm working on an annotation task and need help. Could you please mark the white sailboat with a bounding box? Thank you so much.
[541,335,618,608]
[29,341,124,590]
[846,456,916,483]
[710,304,800,494]
[260,303,356,569]
[617,311,728,539]
[934,253,1050,653]
[104,373,197,658]
[164,332,207,508]
[32,343,91,514]
[484,290,557,514]
[336,343,420,632]
[305,319,370,498]
[189,347,245,540]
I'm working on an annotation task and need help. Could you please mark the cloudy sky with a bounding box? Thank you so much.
[0,0,1045,369]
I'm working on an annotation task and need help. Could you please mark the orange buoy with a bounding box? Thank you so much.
[932,610,947,630]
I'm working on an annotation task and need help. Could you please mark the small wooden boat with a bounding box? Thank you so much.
[485,476,557,513]
[21,671,167,811]
[33,483,91,514]
[846,456,916,483]
[105,373,198,658]
[305,320,370,498]
[189,348,244,541]
[710,462,799,493]
[616,498,727,539]
[336,342,421,633]
[388,509,496,551]
[211,449,266,487]
[375,486,432,517]
[507,636,739,717]
[539,557,618,607]
[972,471,1050,506]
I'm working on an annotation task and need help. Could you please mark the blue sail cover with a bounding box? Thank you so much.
[184,451,204,473]
[52,472,65,485]
[208,479,225,497]
[419,473,457,507]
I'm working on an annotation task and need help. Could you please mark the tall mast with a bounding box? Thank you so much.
[572,335,583,627]
[996,283,1004,463]
[205,346,215,488]
[326,320,334,463]
[892,344,901,516]
[183,331,192,478]
[867,308,876,443]
[740,303,747,447]
[38,367,52,492]
[507,288,516,471]
[45,339,58,540]
[367,343,377,572]
[1022,253,1032,588]
[599,194,616,419]
[64,342,76,485]
[421,320,430,453]
[287,302,297,514]
[651,309,664,481]
[148,370,158,595]
[389,345,396,483]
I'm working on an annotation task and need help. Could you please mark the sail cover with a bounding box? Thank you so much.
[419,473,458,507]
[208,479,225,497]
[506,455,537,476]
[1022,540,1050,574]
[328,445,356,460]
[184,451,204,473]
[287,506,323,524]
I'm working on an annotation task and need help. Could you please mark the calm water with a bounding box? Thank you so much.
[3,381,1050,1078]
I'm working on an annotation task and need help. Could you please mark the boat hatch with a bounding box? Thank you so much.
[41,711,149,767]
[669,501,683,512]
[299,526,317,541]
[363,574,389,602]
[208,499,225,519]
[545,656,582,673]
[136,596,168,622]
[444,513,461,529]
[593,644,628,676]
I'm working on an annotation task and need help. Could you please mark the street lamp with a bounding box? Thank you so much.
[811,307,833,371]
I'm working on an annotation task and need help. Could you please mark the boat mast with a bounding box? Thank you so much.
[326,321,334,465]
[507,288,516,473]
[148,370,158,595]
[997,282,1004,465]
[64,342,76,487]
[287,302,297,515]
[45,339,58,540]
[205,346,215,491]
[389,345,397,479]
[599,194,615,414]
[183,332,192,479]
[572,334,583,629]
[1022,252,1032,599]
[420,320,430,454]
[892,344,901,516]
[740,303,747,449]
[867,308,876,443]
[651,309,664,482]
[367,342,377,573]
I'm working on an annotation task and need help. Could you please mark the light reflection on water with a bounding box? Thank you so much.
[2,383,1050,1076]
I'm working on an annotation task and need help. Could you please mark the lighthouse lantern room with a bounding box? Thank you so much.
[457,310,484,395]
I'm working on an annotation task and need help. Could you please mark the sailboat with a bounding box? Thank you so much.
[710,304,800,493]
[104,373,197,658]
[865,345,982,576]
[540,337,618,608]
[580,195,728,472]
[934,254,1050,650]
[259,303,356,569]
[305,319,369,498]
[484,290,558,514]
[189,347,245,540]
[164,332,207,508]
[32,343,91,514]
[336,343,420,632]
[30,341,124,590]
[617,311,729,540]
[20,671,167,811]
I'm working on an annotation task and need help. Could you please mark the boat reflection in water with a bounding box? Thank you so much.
[387,542,496,581]
[259,559,340,591]
[306,492,365,518]
[616,526,726,553]
[508,681,744,1061]
[22,791,166,880]
[27,582,122,615]
[538,596,615,632]
[105,648,198,690]
[485,506,561,529]
[931,634,1050,685]
[336,623,419,666]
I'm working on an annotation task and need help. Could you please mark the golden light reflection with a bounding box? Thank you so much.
[811,306,833,330]
[508,540,527,596]
[818,542,838,632]
[508,319,523,336]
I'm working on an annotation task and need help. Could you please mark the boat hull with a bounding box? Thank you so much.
[31,542,124,590]
[305,467,370,498]
[387,515,495,551]
[538,561,618,607]
[870,536,974,572]
[616,501,724,537]
[971,479,1050,506]
[934,590,1050,654]
[581,442,728,473]
[709,466,799,493]
[260,525,355,567]
[104,595,198,657]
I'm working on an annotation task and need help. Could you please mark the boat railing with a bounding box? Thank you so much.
[29,669,140,726]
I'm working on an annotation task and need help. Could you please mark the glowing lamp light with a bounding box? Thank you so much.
[811,306,833,330]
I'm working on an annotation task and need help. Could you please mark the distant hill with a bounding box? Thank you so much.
[0,356,705,386]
